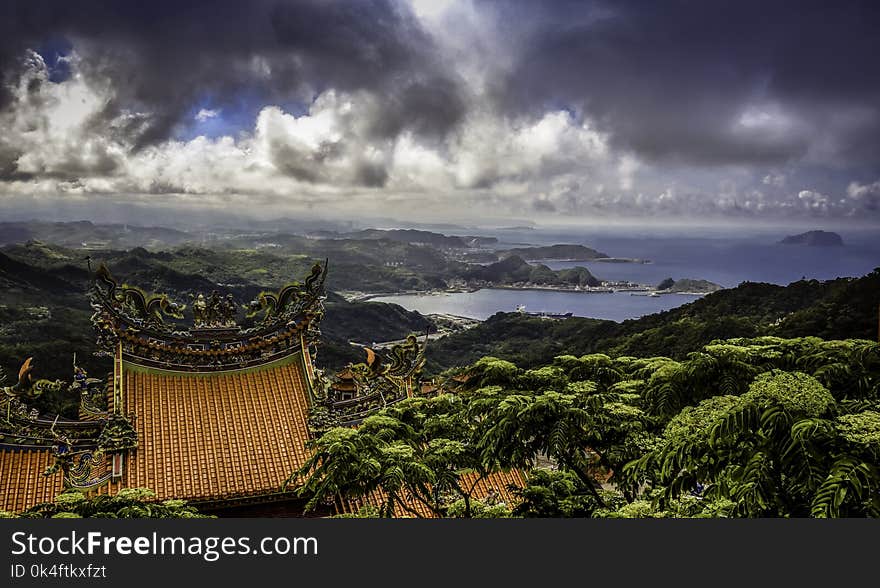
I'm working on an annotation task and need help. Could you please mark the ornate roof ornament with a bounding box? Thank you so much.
[1,357,65,407]
[246,260,328,324]
[191,291,238,329]
[308,333,428,434]
[0,359,137,491]
[92,264,186,330]
[89,260,328,371]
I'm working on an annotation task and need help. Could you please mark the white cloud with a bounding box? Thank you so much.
[618,155,639,191]
[762,173,786,188]
[847,179,880,210]
[0,50,131,180]
[254,91,394,187]
[409,0,457,23]
[447,109,610,191]
[195,108,220,122]
[389,133,451,190]
[797,189,829,212]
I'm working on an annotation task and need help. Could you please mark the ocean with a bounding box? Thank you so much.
[372,225,880,322]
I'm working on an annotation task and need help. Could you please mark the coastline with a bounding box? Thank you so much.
[523,257,652,264]
[346,284,717,303]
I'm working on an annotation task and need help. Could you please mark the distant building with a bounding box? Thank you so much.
[80,240,111,250]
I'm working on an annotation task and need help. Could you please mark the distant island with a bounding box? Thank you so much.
[593,257,652,264]
[464,255,601,288]
[656,277,723,293]
[778,230,843,247]
[499,244,609,261]
[314,228,499,249]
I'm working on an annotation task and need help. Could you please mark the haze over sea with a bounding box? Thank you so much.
[373,224,880,322]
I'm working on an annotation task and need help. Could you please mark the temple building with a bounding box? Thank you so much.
[0,262,521,516]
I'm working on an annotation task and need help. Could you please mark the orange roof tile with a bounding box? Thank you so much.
[118,353,314,502]
[1,352,315,512]
[0,449,63,512]
[0,448,122,513]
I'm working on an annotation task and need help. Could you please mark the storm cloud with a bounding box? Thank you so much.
[495,0,880,166]
[0,0,879,222]
[0,0,463,147]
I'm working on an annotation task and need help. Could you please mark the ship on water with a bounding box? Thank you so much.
[515,304,573,319]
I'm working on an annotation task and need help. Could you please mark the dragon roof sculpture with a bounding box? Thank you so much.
[308,334,428,433]
[89,260,327,371]
[1,357,136,493]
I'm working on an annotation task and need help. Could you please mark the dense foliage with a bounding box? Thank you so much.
[288,394,510,518]
[1,488,211,518]
[4,236,879,516]
[295,336,880,517]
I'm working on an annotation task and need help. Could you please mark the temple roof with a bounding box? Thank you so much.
[1,261,456,515]
[118,354,315,503]
[1,355,135,513]
[315,335,427,430]
[0,352,316,513]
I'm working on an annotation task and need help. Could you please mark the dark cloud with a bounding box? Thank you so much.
[496,0,880,167]
[4,0,876,168]
[0,143,28,181]
[366,77,468,141]
[1,0,879,221]
[354,161,389,188]
[532,198,556,212]
[0,0,466,147]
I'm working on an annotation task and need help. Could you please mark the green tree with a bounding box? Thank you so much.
[510,468,600,517]
[3,488,211,518]
[289,395,513,518]
[467,363,656,506]
[627,371,880,517]
[293,336,880,518]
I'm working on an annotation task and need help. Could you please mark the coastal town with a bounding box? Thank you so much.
[340,277,719,304]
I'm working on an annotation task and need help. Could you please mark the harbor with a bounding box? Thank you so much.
[371,288,705,323]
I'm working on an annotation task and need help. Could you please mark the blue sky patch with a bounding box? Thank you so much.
[37,36,73,83]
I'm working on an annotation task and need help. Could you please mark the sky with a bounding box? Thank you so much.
[0,0,879,226]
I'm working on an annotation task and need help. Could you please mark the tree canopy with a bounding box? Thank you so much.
[292,336,880,517]
[2,488,211,518]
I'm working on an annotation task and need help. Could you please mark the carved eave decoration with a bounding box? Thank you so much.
[1,358,137,490]
[308,334,428,434]
[89,261,327,371]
